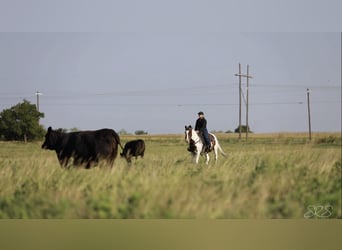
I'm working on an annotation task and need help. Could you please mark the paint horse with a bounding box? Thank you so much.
[184,125,226,164]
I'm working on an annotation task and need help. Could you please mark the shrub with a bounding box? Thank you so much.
[135,130,148,135]
[234,125,252,133]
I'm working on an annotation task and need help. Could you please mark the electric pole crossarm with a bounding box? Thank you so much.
[235,74,253,79]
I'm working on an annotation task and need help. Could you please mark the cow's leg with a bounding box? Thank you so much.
[57,155,69,168]
[74,156,83,168]
[108,145,118,168]
[127,157,132,167]
[85,160,92,169]
[106,155,115,168]
[107,158,114,168]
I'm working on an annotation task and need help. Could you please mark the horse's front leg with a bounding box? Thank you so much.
[195,151,201,164]
[205,153,210,165]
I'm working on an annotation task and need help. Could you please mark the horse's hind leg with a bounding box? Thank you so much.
[214,146,218,162]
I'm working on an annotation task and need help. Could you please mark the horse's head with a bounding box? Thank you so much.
[184,125,193,143]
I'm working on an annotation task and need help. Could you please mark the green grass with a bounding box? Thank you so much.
[0,133,341,218]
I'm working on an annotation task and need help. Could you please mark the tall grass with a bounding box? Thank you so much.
[0,133,340,218]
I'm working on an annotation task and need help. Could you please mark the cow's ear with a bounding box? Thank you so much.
[188,125,192,129]
[48,126,52,132]
[185,125,187,129]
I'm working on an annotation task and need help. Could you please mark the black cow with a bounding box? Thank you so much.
[42,126,123,169]
[120,139,145,164]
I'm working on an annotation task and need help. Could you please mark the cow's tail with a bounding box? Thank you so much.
[112,130,124,150]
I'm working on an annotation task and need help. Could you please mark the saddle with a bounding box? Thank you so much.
[198,132,216,153]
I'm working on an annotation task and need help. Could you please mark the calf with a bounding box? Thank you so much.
[120,139,145,164]
[42,126,123,169]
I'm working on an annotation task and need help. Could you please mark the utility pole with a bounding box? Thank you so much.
[235,64,253,140]
[307,88,312,141]
[246,64,250,140]
[35,91,41,112]
[237,63,242,140]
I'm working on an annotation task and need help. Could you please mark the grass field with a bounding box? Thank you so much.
[0,133,341,219]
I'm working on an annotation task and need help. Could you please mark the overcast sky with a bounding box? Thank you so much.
[0,1,341,134]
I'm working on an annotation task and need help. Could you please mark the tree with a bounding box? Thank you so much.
[0,100,45,142]
[56,128,68,133]
[234,125,252,133]
[118,129,131,135]
[134,130,148,135]
[69,127,79,132]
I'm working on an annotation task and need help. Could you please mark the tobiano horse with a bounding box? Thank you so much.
[184,125,226,164]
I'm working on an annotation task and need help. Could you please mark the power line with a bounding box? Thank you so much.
[250,83,340,89]
[0,101,307,107]
[0,83,339,99]
[0,95,35,99]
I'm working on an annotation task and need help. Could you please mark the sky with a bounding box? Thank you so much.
[0,1,341,134]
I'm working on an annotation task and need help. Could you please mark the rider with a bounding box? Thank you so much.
[195,111,211,152]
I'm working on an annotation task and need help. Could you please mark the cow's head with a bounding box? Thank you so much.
[120,148,133,165]
[120,148,130,158]
[42,127,60,150]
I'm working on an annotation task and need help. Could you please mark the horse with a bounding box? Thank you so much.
[184,125,226,164]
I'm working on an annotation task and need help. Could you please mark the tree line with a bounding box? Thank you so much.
[0,100,251,142]
[0,100,150,142]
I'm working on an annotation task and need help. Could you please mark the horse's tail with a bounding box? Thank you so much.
[210,133,227,157]
[216,141,227,157]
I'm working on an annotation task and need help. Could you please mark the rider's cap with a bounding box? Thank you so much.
[198,111,204,115]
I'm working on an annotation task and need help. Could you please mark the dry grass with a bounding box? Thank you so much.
[0,133,340,218]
